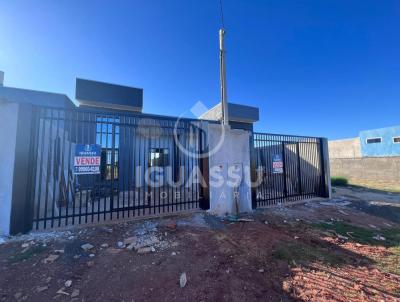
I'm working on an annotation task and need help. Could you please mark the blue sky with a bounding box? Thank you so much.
[1,0,399,139]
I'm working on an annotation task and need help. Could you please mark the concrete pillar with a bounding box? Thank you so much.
[0,103,19,236]
[0,102,35,235]
[207,124,252,216]
[321,138,332,198]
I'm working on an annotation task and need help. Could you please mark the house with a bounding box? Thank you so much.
[0,71,330,235]
[360,126,400,157]
[329,125,400,158]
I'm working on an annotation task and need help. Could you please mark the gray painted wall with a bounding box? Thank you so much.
[0,103,19,235]
[76,78,143,111]
[208,124,252,215]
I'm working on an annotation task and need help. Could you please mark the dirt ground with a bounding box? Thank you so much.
[1,187,400,302]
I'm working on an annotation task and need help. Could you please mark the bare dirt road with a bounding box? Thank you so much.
[1,187,400,302]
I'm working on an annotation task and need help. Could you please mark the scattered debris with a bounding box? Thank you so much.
[171,252,177,256]
[81,243,94,252]
[164,221,177,230]
[89,254,95,258]
[54,249,65,254]
[65,280,72,288]
[71,289,80,298]
[373,235,386,241]
[237,218,254,222]
[35,286,48,293]
[117,241,125,248]
[258,269,264,273]
[123,236,137,245]
[43,254,59,264]
[320,198,351,207]
[100,243,109,248]
[180,273,187,288]
[294,236,299,240]
[264,220,268,225]
[137,247,153,254]
[56,287,69,296]
[21,242,32,248]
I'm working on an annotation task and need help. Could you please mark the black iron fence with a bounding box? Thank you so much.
[251,132,326,207]
[22,105,329,232]
[28,106,209,230]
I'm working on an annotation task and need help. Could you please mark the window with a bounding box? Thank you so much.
[366,137,382,144]
[96,116,120,180]
[393,137,400,144]
[149,148,169,167]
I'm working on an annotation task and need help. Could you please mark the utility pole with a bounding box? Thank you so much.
[219,28,229,125]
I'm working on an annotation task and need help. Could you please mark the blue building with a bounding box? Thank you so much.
[360,126,400,157]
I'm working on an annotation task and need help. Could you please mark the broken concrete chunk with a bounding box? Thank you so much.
[36,286,48,293]
[137,247,153,254]
[180,272,187,288]
[81,243,94,251]
[43,254,59,264]
[64,280,72,288]
[123,236,138,245]
[126,243,136,251]
[56,287,69,296]
[373,235,386,241]
[71,289,80,298]
[237,218,254,222]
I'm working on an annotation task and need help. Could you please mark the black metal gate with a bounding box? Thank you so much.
[252,132,326,207]
[29,106,208,230]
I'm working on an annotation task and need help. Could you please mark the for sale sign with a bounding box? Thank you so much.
[272,154,284,174]
[74,144,101,175]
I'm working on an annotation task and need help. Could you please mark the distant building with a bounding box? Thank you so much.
[329,125,400,158]
[360,126,400,157]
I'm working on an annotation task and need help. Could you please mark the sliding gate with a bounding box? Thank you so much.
[252,133,327,207]
[28,106,208,230]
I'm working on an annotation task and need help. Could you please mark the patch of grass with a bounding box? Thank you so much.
[314,222,400,248]
[313,222,400,275]
[8,245,48,264]
[378,246,400,275]
[273,241,347,266]
[331,177,348,186]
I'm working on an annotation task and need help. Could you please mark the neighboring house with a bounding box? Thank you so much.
[329,126,400,158]
[360,126,400,157]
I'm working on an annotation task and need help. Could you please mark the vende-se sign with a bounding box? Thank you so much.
[74,144,101,175]
[272,154,284,174]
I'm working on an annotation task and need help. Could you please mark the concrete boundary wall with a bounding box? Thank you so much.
[330,157,400,183]
[328,138,361,159]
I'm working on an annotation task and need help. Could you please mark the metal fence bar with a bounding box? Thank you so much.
[29,106,207,230]
[253,132,326,207]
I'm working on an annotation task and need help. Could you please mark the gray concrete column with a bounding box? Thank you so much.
[321,138,332,198]
[0,102,19,235]
[207,124,252,216]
